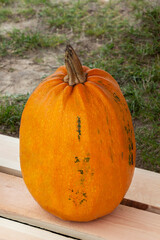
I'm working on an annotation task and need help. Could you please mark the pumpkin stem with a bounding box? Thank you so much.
[64,45,86,86]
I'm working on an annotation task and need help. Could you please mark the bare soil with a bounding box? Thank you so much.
[0,19,101,95]
[0,46,65,95]
[0,16,51,95]
[0,19,37,34]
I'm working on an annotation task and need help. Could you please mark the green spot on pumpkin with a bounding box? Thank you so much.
[83,192,87,198]
[98,80,102,84]
[78,170,83,174]
[131,152,133,164]
[80,199,87,204]
[77,116,81,141]
[131,142,133,150]
[84,157,90,162]
[106,116,109,124]
[122,152,123,159]
[129,152,134,165]
[113,93,120,103]
[125,126,130,134]
[75,156,80,163]
[97,129,100,134]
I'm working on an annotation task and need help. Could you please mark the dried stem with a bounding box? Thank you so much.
[64,45,86,86]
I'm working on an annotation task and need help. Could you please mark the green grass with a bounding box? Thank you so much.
[135,123,160,172]
[0,0,159,172]
[0,0,14,5]
[41,1,88,32]
[0,95,29,136]
[24,0,51,5]
[0,29,66,56]
[0,9,13,23]
[84,2,160,84]
[0,0,49,5]
[17,8,36,19]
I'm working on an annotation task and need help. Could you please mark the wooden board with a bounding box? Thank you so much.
[122,168,160,214]
[0,134,21,177]
[0,134,160,214]
[0,172,160,240]
[0,217,73,240]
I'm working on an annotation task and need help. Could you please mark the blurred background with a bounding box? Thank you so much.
[0,0,159,172]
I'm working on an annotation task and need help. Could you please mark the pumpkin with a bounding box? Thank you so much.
[20,45,136,222]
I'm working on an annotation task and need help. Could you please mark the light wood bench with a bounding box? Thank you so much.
[0,134,160,240]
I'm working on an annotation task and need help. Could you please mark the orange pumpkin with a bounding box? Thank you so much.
[20,45,136,222]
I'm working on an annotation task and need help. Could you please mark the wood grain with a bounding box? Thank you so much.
[0,134,160,213]
[123,168,160,214]
[0,217,73,240]
[0,172,160,240]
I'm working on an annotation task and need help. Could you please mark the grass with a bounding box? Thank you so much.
[0,94,29,136]
[17,8,36,19]
[84,3,160,83]
[0,0,159,172]
[0,29,66,56]
[41,1,88,31]
[136,124,160,172]
[24,0,51,5]
[0,9,13,23]
[0,0,14,5]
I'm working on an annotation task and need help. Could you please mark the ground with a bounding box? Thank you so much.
[0,0,103,95]
[0,50,59,95]
[0,5,61,95]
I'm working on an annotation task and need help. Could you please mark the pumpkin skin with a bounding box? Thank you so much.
[20,46,136,222]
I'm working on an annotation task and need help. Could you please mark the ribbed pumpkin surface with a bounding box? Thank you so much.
[20,46,135,222]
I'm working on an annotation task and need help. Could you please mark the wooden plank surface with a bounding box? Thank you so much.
[0,172,160,240]
[0,134,160,213]
[0,217,73,240]
[0,134,21,177]
[123,168,160,214]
